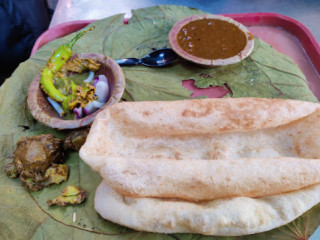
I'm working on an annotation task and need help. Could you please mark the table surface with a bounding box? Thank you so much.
[51,0,320,43]
[50,0,320,238]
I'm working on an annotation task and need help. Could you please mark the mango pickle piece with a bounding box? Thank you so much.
[47,186,86,206]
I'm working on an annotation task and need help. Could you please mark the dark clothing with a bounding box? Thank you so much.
[0,0,51,84]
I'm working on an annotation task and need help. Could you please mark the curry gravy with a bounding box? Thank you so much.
[177,19,247,59]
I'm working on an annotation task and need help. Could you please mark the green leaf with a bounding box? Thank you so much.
[0,4,319,240]
[192,38,316,101]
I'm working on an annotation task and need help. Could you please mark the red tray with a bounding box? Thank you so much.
[31,13,320,99]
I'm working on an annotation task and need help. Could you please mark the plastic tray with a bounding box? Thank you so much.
[31,13,320,99]
[30,12,320,237]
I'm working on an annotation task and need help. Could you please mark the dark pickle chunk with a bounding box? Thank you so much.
[64,127,90,151]
[4,134,68,191]
[47,186,86,206]
[14,134,64,172]
[45,164,69,185]
[4,160,19,178]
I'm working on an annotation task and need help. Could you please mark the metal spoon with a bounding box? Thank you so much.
[115,48,178,67]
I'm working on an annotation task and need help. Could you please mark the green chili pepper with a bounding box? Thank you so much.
[40,26,94,112]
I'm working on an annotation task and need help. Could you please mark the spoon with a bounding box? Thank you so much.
[115,48,178,67]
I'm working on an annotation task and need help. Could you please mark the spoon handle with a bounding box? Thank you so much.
[115,58,140,66]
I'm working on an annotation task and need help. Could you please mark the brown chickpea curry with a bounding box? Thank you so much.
[177,19,247,59]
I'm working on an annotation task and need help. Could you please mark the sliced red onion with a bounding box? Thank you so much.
[83,71,94,83]
[83,101,99,116]
[73,107,83,119]
[83,74,109,116]
[93,76,99,87]
[93,74,108,87]
[92,100,105,108]
[95,78,109,103]
[98,74,108,84]
[83,100,106,116]
[47,97,64,117]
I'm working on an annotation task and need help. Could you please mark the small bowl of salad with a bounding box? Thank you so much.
[27,52,125,129]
